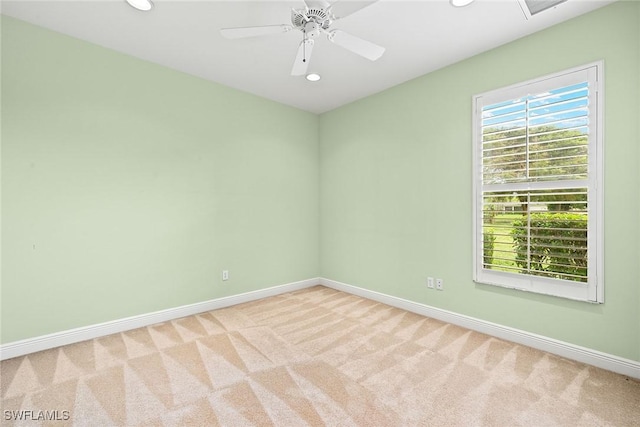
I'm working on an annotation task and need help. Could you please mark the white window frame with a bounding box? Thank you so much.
[472,61,604,303]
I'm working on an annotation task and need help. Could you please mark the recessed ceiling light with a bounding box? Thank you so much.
[306,73,321,82]
[450,0,474,7]
[126,0,153,12]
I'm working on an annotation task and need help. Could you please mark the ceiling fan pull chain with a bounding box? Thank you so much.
[303,30,307,63]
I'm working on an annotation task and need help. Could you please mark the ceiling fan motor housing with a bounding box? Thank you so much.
[291,8,332,37]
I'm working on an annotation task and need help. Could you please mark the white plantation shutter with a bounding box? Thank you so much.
[472,62,603,302]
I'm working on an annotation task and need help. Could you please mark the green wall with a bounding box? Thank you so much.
[1,16,319,343]
[320,1,640,361]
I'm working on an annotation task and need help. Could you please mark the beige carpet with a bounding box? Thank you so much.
[1,285,639,426]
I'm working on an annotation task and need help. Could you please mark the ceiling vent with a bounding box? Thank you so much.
[518,0,568,19]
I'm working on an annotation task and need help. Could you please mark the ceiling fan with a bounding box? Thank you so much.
[220,0,384,76]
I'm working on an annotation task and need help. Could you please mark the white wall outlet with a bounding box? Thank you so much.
[427,277,435,289]
[222,270,229,281]
[436,278,443,290]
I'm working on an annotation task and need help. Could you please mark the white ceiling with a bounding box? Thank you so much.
[1,0,616,113]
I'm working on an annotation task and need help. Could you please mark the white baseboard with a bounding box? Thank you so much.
[320,278,640,380]
[4,276,638,380]
[0,278,320,360]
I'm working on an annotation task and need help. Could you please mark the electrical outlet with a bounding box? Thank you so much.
[436,278,443,290]
[427,277,435,289]
[222,270,229,281]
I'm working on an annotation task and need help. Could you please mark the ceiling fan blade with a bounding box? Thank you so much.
[220,24,292,39]
[329,0,379,19]
[291,39,315,76]
[304,0,331,9]
[328,30,384,61]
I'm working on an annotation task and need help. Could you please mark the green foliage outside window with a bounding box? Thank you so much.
[483,230,496,268]
[511,212,588,282]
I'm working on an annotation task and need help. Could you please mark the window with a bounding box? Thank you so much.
[472,62,603,303]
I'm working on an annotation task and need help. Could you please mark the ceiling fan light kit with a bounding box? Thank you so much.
[220,0,385,77]
[125,0,153,12]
